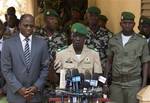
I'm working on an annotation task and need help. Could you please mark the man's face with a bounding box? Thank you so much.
[87,13,99,26]
[72,33,86,49]
[71,10,81,20]
[45,16,59,30]
[120,20,135,33]
[19,16,34,37]
[139,24,150,38]
[7,15,17,28]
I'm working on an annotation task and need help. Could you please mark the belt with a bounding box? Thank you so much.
[112,75,141,82]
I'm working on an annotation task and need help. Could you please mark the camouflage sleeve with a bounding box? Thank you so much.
[107,39,113,57]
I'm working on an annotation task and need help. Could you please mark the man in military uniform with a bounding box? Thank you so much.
[34,9,67,55]
[106,12,150,103]
[99,14,113,39]
[64,7,83,45]
[138,16,150,85]
[85,6,110,71]
[55,22,102,75]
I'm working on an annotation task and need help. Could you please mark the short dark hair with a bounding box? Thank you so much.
[20,14,34,23]
[7,6,16,15]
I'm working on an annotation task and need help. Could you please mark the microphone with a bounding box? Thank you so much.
[90,73,99,88]
[79,73,84,90]
[84,70,91,90]
[59,69,66,89]
[65,69,72,90]
[71,69,80,103]
[71,69,80,92]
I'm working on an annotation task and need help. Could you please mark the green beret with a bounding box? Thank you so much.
[86,6,101,16]
[71,23,88,37]
[44,9,59,17]
[99,15,108,22]
[121,11,135,21]
[139,16,150,25]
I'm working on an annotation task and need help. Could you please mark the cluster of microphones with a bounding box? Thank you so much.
[58,68,107,103]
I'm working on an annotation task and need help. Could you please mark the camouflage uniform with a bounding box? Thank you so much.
[86,27,112,69]
[34,27,67,54]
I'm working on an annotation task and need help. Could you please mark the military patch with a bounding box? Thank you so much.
[84,57,91,64]
[73,28,77,33]
[46,11,50,15]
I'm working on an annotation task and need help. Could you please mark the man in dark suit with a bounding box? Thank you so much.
[1,14,49,103]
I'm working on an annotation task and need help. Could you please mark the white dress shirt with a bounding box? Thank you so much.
[19,33,32,52]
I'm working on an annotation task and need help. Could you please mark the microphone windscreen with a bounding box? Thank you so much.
[84,70,91,88]
[65,69,71,80]
[90,73,99,87]
[72,69,79,77]
[59,69,66,89]
[84,70,91,81]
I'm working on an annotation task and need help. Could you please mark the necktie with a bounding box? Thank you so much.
[24,38,31,67]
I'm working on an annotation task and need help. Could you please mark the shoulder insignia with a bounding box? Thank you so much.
[136,33,146,39]
[56,45,68,52]
[87,45,98,52]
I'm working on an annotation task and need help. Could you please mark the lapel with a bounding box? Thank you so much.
[15,34,37,68]
[28,35,37,69]
[15,35,26,66]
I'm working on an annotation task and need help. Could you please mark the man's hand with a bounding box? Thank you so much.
[24,86,38,101]
[26,86,38,94]
[103,85,110,95]
[18,87,29,98]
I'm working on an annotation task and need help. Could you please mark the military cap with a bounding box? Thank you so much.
[121,11,135,21]
[99,15,108,22]
[139,16,150,25]
[71,23,88,37]
[86,6,101,16]
[44,9,59,17]
[71,7,80,12]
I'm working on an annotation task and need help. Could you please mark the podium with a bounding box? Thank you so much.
[137,85,150,103]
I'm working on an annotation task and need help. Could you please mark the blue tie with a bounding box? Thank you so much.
[24,38,31,67]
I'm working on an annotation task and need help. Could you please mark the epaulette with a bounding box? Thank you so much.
[136,33,146,39]
[56,45,68,52]
[87,45,99,52]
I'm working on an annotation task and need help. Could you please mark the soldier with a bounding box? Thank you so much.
[85,6,110,71]
[3,14,19,40]
[138,16,150,84]
[99,14,113,38]
[106,11,150,103]
[55,22,102,75]
[64,6,83,45]
[34,9,67,55]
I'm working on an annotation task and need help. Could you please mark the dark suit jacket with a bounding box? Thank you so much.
[1,34,49,103]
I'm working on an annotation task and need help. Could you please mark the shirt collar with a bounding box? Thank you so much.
[19,33,32,42]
